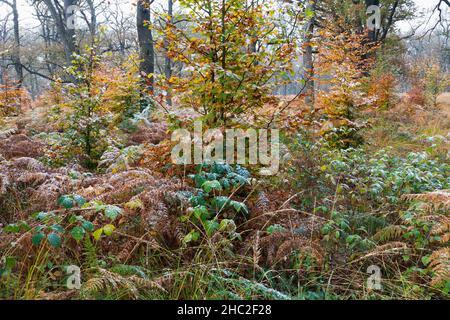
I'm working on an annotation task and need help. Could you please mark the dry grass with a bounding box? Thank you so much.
[364,93,450,156]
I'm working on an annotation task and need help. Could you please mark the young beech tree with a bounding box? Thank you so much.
[315,19,375,148]
[44,49,142,168]
[154,0,295,127]
[61,43,113,168]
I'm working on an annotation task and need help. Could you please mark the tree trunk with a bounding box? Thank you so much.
[85,0,97,42]
[11,0,23,90]
[365,0,380,42]
[1,0,23,92]
[42,0,79,66]
[164,0,173,106]
[302,0,318,109]
[63,0,78,62]
[137,0,155,98]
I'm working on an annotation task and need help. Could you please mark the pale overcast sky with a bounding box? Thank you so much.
[398,0,449,33]
[4,0,448,34]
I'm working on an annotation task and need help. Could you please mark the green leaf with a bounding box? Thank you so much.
[204,219,219,236]
[19,221,31,232]
[191,231,200,241]
[421,255,431,266]
[305,7,315,19]
[201,180,222,193]
[47,233,62,248]
[35,211,49,220]
[71,226,85,241]
[193,206,210,222]
[266,224,286,234]
[32,232,45,246]
[0,257,16,276]
[58,195,74,209]
[230,201,248,214]
[340,220,350,231]
[5,257,16,269]
[68,215,77,224]
[92,228,103,240]
[227,172,249,186]
[213,196,230,210]
[102,224,115,236]
[206,173,219,180]
[220,178,230,190]
[182,230,200,244]
[193,174,207,188]
[73,194,86,206]
[50,224,64,233]
[82,220,94,232]
[213,162,231,175]
[4,224,20,233]
[92,200,106,212]
[190,194,206,206]
[104,205,121,220]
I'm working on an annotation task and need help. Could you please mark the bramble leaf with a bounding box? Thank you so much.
[47,233,62,248]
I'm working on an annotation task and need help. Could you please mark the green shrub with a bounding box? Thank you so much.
[182,162,251,244]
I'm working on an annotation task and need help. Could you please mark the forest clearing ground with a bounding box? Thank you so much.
[1,92,449,300]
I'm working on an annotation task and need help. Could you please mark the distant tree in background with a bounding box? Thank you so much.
[136,0,155,105]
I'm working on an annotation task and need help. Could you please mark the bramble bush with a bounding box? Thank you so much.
[182,162,250,244]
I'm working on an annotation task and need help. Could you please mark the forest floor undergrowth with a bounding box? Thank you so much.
[0,94,449,300]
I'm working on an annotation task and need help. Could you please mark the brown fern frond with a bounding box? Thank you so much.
[274,238,323,267]
[173,220,185,247]
[0,128,17,139]
[259,232,289,266]
[429,247,450,286]
[0,172,9,195]
[129,275,166,292]
[431,216,450,239]
[370,242,409,254]
[402,190,450,210]
[252,231,261,271]
[0,134,43,159]
[351,242,409,264]
[372,225,405,243]
[11,157,45,171]
[82,268,165,299]
[127,122,169,145]
[440,233,450,243]
[98,145,144,173]
[117,240,136,262]
[150,273,176,289]
[258,231,323,268]
[253,192,270,216]
[16,172,48,186]
[82,276,105,295]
